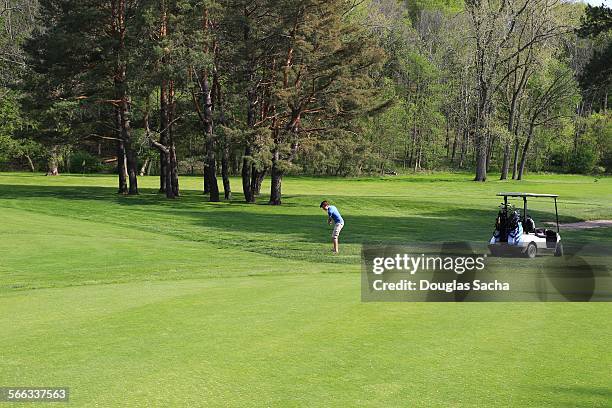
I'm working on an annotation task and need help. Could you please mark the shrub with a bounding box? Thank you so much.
[592,165,606,175]
[69,150,104,173]
[567,145,599,174]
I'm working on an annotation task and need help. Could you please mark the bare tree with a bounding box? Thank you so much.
[465,0,567,181]
[517,65,577,179]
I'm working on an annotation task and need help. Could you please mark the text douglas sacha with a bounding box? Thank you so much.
[372,279,510,292]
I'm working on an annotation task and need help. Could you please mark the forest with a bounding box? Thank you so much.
[0,0,610,204]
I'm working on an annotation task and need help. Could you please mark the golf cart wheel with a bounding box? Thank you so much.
[526,243,537,259]
[555,242,564,257]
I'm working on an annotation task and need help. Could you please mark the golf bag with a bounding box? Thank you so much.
[491,208,523,245]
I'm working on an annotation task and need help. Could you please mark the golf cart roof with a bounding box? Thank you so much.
[497,192,558,198]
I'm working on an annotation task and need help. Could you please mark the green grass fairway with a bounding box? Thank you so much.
[1,172,611,406]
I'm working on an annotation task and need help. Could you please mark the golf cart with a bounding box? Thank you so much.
[488,192,563,258]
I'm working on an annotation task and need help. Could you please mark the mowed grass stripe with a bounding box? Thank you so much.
[0,206,348,291]
[1,276,610,406]
[1,173,610,267]
[0,173,611,406]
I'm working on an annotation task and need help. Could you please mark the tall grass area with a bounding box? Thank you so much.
[1,172,610,406]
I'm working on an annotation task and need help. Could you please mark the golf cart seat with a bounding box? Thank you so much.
[533,227,556,238]
[534,228,546,238]
[544,229,558,248]
[523,216,536,233]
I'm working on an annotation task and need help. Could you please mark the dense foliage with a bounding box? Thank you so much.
[0,0,610,202]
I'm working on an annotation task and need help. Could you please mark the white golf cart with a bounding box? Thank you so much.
[488,192,563,258]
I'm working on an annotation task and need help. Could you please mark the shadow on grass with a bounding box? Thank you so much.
[549,385,612,398]
[0,183,604,249]
[533,385,612,407]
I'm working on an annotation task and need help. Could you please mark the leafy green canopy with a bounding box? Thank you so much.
[578,4,612,111]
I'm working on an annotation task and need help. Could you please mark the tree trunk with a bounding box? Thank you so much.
[241,7,258,204]
[158,2,169,193]
[473,57,490,181]
[241,94,256,202]
[197,65,219,201]
[511,136,520,179]
[269,151,282,205]
[486,132,494,173]
[145,92,176,199]
[121,97,138,195]
[206,141,219,201]
[169,147,179,198]
[503,57,524,180]
[500,142,510,180]
[203,161,210,193]
[474,138,487,181]
[501,112,516,180]
[445,119,451,159]
[159,80,169,193]
[25,155,35,172]
[459,128,468,168]
[204,148,218,201]
[116,105,128,193]
[252,166,266,196]
[194,81,215,199]
[241,85,257,201]
[159,150,167,192]
[139,158,150,177]
[222,144,231,200]
[241,148,254,203]
[112,0,137,194]
[451,130,459,164]
[517,125,534,180]
[146,158,152,175]
[214,61,230,200]
[117,140,128,194]
[46,145,59,176]
[169,81,179,197]
[126,148,138,194]
[164,147,174,198]
[474,117,488,181]
[231,153,239,175]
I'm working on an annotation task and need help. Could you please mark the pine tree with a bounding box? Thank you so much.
[26,0,145,193]
[264,0,384,204]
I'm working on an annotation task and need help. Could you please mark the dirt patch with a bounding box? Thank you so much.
[545,220,612,229]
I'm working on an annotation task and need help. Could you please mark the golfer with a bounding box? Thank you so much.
[320,200,344,253]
